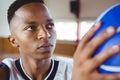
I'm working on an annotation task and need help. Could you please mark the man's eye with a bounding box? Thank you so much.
[46,23,54,29]
[26,26,36,31]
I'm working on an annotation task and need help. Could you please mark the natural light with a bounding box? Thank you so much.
[55,20,94,41]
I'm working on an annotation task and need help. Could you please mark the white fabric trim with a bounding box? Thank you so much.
[44,59,54,80]
[20,59,32,80]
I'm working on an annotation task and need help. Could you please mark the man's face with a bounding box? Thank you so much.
[9,3,57,60]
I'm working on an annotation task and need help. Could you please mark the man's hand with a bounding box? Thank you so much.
[72,22,120,80]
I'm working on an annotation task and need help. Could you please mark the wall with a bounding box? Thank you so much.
[45,0,120,20]
[0,0,119,58]
[0,0,13,37]
[0,38,77,57]
[0,0,119,37]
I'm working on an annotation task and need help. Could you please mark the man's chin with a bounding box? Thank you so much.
[36,52,52,60]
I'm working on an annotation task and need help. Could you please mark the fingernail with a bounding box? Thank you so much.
[95,22,101,27]
[111,45,119,52]
[106,27,115,33]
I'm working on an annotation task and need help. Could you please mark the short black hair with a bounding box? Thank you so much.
[7,0,44,24]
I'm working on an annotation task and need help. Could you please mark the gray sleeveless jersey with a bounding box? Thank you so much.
[2,58,73,80]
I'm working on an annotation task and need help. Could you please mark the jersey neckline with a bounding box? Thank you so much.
[15,59,59,80]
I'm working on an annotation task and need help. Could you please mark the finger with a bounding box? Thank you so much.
[77,22,101,50]
[81,27,116,59]
[73,22,101,60]
[100,74,120,80]
[86,71,120,80]
[84,45,120,72]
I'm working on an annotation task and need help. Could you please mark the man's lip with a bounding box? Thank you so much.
[37,43,53,49]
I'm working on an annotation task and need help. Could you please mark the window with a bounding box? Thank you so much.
[80,21,94,39]
[55,20,94,41]
[55,20,77,41]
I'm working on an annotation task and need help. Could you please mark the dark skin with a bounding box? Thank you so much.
[0,65,10,80]
[0,2,120,80]
[72,23,120,80]
[9,3,56,80]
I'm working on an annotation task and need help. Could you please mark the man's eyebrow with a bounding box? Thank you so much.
[26,19,54,24]
[26,21,37,24]
[47,19,54,22]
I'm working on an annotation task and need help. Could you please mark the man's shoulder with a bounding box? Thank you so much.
[52,57,73,80]
[1,58,16,67]
[53,56,73,70]
[0,62,10,80]
[54,57,73,64]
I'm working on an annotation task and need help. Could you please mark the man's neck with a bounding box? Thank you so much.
[20,57,52,80]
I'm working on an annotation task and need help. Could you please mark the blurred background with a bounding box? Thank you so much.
[0,0,119,60]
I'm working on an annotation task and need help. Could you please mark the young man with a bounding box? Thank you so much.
[0,0,120,80]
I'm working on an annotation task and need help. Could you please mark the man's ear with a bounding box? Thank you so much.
[8,35,19,47]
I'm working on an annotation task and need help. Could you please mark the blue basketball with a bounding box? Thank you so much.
[93,3,120,74]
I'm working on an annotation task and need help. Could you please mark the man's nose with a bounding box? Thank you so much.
[37,26,51,40]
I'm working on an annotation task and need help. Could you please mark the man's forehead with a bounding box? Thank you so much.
[7,0,44,24]
[10,3,53,26]
[14,3,48,19]
[16,2,46,13]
